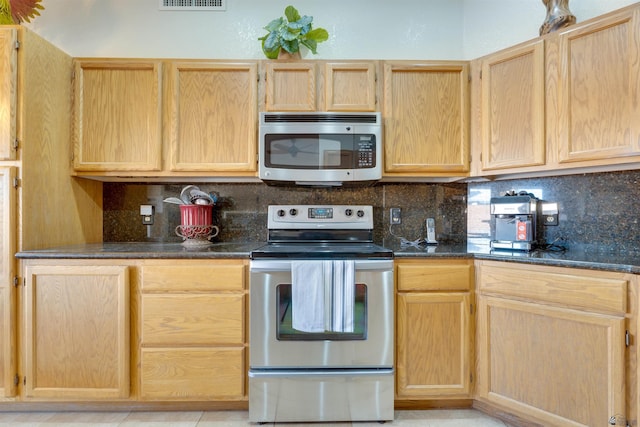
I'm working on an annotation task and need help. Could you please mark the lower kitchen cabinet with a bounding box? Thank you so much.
[22,263,130,399]
[395,259,474,402]
[139,260,247,401]
[475,260,632,427]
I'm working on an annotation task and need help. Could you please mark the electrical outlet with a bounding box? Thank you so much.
[390,208,401,225]
[542,202,559,226]
[140,205,154,225]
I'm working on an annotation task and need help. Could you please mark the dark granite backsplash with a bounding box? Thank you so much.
[103,182,468,245]
[103,169,640,252]
[467,169,640,252]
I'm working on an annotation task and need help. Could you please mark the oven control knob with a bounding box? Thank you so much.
[277,209,286,217]
[357,210,365,217]
[345,209,353,217]
[289,208,298,216]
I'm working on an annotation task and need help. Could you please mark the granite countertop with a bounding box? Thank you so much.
[15,242,264,260]
[16,241,640,274]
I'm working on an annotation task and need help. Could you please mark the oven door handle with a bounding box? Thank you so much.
[250,259,393,272]
[249,368,394,378]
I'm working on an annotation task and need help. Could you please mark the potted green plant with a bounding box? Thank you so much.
[258,5,329,59]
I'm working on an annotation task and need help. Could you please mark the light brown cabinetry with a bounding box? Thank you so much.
[166,61,258,173]
[0,167,16,398]
[262,61,379,112]
[0,29,17,161]
[383,61,470,177]
[475,260,630,426]
[395,259,473,401]
[0,27,102,399]
[473,40,546,174]
[22,263,130,399]
[471,3,640,179]
[73,60,163,172]
[548,6,640,167]
[139,260,247,401]
[74,59,259,177]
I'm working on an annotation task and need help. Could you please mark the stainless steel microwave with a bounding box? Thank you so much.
[258,112,382,187]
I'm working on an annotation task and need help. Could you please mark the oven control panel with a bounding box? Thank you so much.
[268,205,373,229]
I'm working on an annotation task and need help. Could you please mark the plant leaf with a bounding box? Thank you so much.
[263,17,284,32]
[281,39,299,54]
[300,39,318,54]
[10,0,45,24]
[305,28,329,43]
[284,5,300,22]
[262,31,281,52]
[281,27,300,41]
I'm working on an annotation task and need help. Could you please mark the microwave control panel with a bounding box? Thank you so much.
[356,136,376,168]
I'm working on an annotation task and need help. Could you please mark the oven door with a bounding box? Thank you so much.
[249,259,394,369]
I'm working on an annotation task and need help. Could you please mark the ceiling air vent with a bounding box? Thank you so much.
[159,0,226,11]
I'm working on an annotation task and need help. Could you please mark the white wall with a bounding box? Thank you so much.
[463,0,638,58]
[23,0,639,60]
[24,0,464,59]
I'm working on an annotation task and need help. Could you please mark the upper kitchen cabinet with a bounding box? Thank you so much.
[73,60,163,172]
[0,29,18,161]
[471,40,546,175]
[383,61,470,178]
[166,61,257,173]
[263,61,316,111]
[262,60,379,112]
[546,5,640,168]
[323,62,378,111]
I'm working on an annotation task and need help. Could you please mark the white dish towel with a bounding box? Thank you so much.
[292,260,355,333]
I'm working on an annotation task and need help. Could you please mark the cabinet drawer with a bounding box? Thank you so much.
[397,260,473,291]
[140,347,245,400]
[477,261,628,315]
[142,294,244,345]
[141,262,245,292]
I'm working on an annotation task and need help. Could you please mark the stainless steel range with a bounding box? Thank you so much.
[249,205,394,423]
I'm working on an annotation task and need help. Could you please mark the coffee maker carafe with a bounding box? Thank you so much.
[490,192,538,251]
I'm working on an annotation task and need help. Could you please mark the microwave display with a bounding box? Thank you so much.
[264,134,376,170]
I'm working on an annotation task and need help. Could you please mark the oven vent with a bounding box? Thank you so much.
[159,0,226,11]
[262,113,380,124]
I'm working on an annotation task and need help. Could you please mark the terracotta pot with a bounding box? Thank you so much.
[277,49,302,60]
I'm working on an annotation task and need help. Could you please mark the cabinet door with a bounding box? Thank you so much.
[476,295,625,427]
[264,62,316,111]
[554,8,640,164]
[0,28,18,161]
[166,61,258,172]
[73,60,162,172]
[396,292,471,398]
[324,62,378,111]
[479,40,545,171]
[23,265,130,399]
[0,167,16,397]
[383,61,470,176]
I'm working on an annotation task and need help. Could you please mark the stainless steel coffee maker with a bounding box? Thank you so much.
[490,191,539,251]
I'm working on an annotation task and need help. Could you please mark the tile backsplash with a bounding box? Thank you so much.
[103,182,468,245]
[467,169,640,252]
[103,169,640,252]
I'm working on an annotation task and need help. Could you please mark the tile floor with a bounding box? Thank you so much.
[0,409,515,426]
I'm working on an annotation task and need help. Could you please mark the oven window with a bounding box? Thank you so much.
[275,283,367,341]
[265,134,354,170]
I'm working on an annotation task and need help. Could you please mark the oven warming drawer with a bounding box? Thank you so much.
[248,369,394,423]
